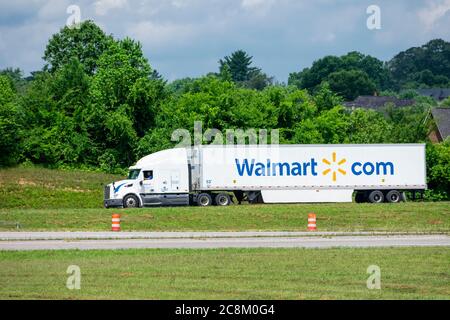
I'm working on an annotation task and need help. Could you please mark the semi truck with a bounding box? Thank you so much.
[103,144,427,208]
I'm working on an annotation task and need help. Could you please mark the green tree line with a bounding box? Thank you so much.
[0,21,449,199]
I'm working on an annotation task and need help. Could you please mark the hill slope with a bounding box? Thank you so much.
[0,166,122,209]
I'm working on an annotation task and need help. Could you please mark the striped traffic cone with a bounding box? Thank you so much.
[112,214,121,232]
[308,213,317,231]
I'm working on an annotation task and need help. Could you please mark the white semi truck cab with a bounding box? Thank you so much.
[103,144,427,208]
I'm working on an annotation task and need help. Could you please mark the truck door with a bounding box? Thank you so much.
[142,170,154,193]
[141,170,164,206]
[141,170,163,206]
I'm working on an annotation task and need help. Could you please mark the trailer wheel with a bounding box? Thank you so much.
[215,193,231,206]
[123,194,139,208]
[368,190,384,203]
[386,190,401,203]
[197,193,212,207]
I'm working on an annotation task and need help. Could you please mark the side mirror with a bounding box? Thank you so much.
[139,181,143,186]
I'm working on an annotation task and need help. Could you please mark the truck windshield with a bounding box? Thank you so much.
[127,169,141,180]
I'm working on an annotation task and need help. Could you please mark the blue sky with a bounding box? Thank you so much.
[1,0,449,82]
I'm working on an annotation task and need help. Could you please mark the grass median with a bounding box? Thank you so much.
[0,202,449,232]
[0,247,448,299]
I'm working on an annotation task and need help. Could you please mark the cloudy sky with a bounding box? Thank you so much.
[1,0,449,82]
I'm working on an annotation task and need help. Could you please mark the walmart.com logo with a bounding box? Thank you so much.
[234,152,395,179]
[322,152,347,182]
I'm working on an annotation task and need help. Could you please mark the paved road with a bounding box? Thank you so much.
[0,231,447,241]
[0,234,448,251]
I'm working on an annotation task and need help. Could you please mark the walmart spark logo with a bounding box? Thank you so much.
[322,152,347,182]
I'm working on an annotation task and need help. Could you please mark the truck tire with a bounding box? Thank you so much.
[123,194,139,208]
[197,193,212,207]
[215,193,231,206]
[386,190,402,203]
[368,190,384,203]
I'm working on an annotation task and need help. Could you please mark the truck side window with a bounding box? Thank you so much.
[143,170,153,180]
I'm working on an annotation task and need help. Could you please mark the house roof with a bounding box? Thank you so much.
[343,96,415,110]
[417,88,450,101]
[431,108,450,141]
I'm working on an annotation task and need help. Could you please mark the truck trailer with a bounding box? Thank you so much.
[103,144,426,208]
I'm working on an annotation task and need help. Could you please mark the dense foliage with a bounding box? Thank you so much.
[289,39,450,96]
[388,39,450,89]
[0,21,449,199]
[288,51,392,99]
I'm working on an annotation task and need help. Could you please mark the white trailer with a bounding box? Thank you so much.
[103,144,426,208]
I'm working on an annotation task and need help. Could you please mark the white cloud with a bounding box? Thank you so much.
[171,0,188,8]
[241,0,275,12]
[418,0,450,30]
[37,0,70,21]
[311,32,336,43]
[94,0,128,16]
[128,21,196,47]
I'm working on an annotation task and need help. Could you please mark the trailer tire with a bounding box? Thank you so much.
[197,193,212,207]
[123,194,139,208]
[368,190,384,203]
[215,193,231,206]
[386,190,402,203]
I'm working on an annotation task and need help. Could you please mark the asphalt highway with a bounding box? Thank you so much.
[0,232,448,251]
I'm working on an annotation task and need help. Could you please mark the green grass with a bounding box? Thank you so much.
[0,166,449,232]
[0,247,448,299]
[0,202,449,232]
[0,166,122,209]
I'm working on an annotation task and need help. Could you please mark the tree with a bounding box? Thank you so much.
[218,50,272,90]
[265,86,316,130]
[0,68,28,93]
[348,109,392,143]
[167,77,197,96]
[384,105,429,143]
[313,82,343,112]
[291,106,350,144]
[441,97,450,108]
[289,55,341,90]
[426,142,450,200]
[244,70,273,90]
[88,37,163,167]
[388,39,450,88]
[327,69,377,100]
[20,60,93,165]
[43,20,112,75]
[219,50,258,83]
[0,75,21,166]
[288,52,391,93]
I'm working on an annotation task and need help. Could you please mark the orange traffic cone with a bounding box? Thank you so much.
[112,214,121,232]
[308,213,317,231]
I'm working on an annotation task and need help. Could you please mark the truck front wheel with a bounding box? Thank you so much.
[197,193,212,207]
[123,194,139,208]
